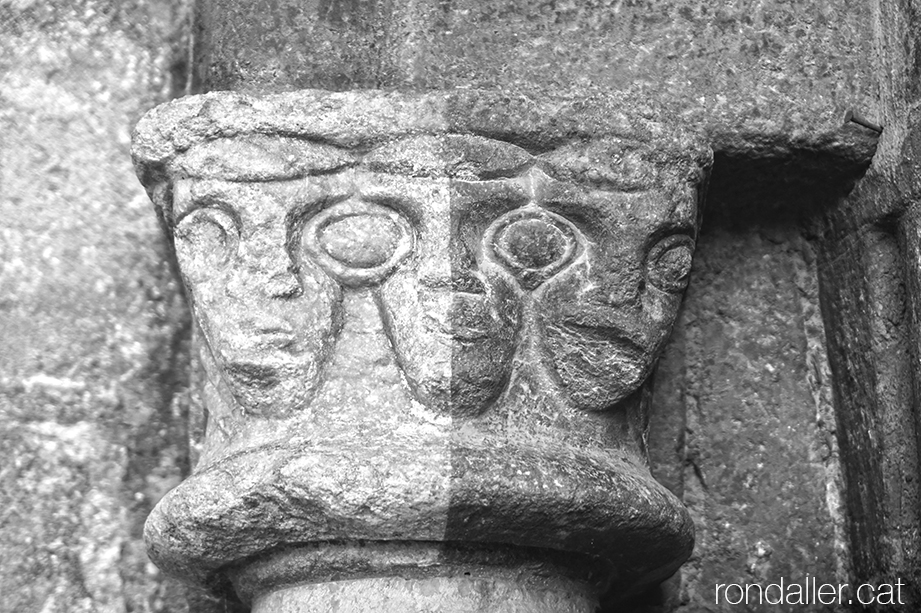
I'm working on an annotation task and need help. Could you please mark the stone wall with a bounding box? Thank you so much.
[1,0,916,611]
[0,2,215,610]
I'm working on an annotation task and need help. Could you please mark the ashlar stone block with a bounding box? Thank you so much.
[131,89,712,611]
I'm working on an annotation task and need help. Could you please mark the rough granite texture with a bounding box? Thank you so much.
[130,89,713,608]
[196,0,878,135]
[0,1,231,612]
[249,577,598,613]
[2,0,916,612]
[805,0,921,609]
[651,207,848,613]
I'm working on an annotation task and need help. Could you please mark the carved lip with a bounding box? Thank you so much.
[224,336,302,363]
[224,361,281,389]
[234,320,299,351]
[253,331,298,350]
[437,322,491,341]
[561,324,644,356]
[554,311,646,356]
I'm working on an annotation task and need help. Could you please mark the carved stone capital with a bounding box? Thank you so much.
[132,89,712,611]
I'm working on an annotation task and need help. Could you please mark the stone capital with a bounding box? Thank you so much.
[132,89,712,611]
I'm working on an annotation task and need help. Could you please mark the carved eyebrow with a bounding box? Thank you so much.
[535,139,669,193]
[536,182,671,237]
[172,182,241,221]
[356,190,419,216]
[361,134,535,180]
[170,137,357,182]
[285,189,351,225]
[177,178,352,224]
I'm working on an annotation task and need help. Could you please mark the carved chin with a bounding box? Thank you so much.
[377,279,520,416]
[540,322,652,411]
[400,342,516,417]
[383,312,518,417]
[221,360,319,417]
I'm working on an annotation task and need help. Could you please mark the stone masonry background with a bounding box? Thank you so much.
[0,0,910,611]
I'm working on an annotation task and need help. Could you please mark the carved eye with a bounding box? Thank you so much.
[646,234,694,292]
[319,213,403,269]
[487,209,579,290]
[174,207,239,269]
[303,201,413,287]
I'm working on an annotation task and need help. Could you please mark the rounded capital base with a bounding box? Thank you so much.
[251,576,597,613]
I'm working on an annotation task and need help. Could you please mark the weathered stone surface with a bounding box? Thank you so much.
[4,0,910,612]
[801,0,921,608]
[131,89,712,608]
[0,1,206,611]
[673,217,845,612]
[815,184,921,609]
[195,0,877,137]
[0,421,127,613]
[636,136,859,611]
[249,576,597,613]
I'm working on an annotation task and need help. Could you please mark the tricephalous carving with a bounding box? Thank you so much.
[132,89,711,609]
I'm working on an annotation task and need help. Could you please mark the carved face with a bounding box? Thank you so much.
[531,178,699,410]
[368,171,524,417]
[170,178,342,417]
[158,129,701,418]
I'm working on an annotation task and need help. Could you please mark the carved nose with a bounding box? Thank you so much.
[263,268,302,298]
[246,244,302,299]
[602,273,642,306]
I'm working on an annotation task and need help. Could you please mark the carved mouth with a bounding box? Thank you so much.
[560,323,644,354]
[224,362,281,389]
[254,331,298,350]
[554,310,646,357]
[437,323,491,341]
[234,320,299,352]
